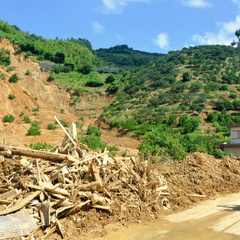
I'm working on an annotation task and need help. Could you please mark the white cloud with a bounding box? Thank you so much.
[233,0,240,6]
[116,34,124,41]
[177,0,212,8]
[153,33,169,49]
[192,15,240,45]
[91,21,105,34]
[101,0,151,14]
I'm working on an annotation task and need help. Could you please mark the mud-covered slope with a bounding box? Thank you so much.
[0,39,78,146]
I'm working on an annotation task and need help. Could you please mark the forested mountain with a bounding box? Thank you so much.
[95,44,164,68]
[1,18,240,162]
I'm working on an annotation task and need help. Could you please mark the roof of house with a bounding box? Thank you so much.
[227,124,240,128]
[220,143,240,147]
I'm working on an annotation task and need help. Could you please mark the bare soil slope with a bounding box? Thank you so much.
[0,39,83,147]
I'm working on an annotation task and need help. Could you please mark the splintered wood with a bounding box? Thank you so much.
[0,120,168,239]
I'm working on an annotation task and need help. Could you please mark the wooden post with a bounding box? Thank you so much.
[70,123,79,158]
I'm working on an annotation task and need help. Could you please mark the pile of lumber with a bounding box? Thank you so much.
[0,118,168,239]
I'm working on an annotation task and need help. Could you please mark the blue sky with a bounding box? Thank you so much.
[1,0,240,53]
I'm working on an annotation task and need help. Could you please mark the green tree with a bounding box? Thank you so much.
[54,52,65,64]
[105,75,115,84]
[77,63,92,74]
[182,71,192,82]
[232,29,240,47]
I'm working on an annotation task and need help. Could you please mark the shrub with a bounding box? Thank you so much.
[220,84,229,91]
[85,79,104,87]
[23,116,31,123]
[79,128,118,156]
[87,125,102,137]
[7,66,15,72]
[0,48,11,66]
[32,108,39,112]
[30,142,54,151]
[25,70,31,76]
[47,124,57,130]
[189,82,203,92]
[74,87,84,96]
[3,114,14,123]
[31,120,41,126]
[53,65,71,73]
[55,119,69,127]
[47,74,55,82]
[139,127,187,160]
[179,114,201,133]
[26,126,41,136]
[9,73,19,83]
[77,64,92,74]
[20,111,24,117]
[0,74,5,80]
[8,94,15,100]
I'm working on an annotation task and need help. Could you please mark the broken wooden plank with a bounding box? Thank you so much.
[89,161,102,183]
[91,204,111,212]
[0,150,12,156]
[29,183,70,197]
[0,190,42,216]
[0,189,20,201]
[39,201,50,226]
[70,123,79,158]
[78,181,102,191]
[187,194,206,198]
[0,199,12,204]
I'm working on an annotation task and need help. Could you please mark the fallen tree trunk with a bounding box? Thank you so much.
[0,145,78,163]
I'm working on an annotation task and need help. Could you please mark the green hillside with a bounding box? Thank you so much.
[95,44,164,69]
[1,18,240,161]
[100,45,240,161]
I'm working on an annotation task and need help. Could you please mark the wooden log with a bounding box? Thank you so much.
[0,150,11,156]
[0,144,78,163]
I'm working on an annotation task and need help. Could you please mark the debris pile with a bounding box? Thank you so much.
[0,120,168,239]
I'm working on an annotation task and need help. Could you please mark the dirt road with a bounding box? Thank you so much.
[95,192,240,240]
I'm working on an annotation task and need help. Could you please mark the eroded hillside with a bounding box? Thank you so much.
[0,39,79,147]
